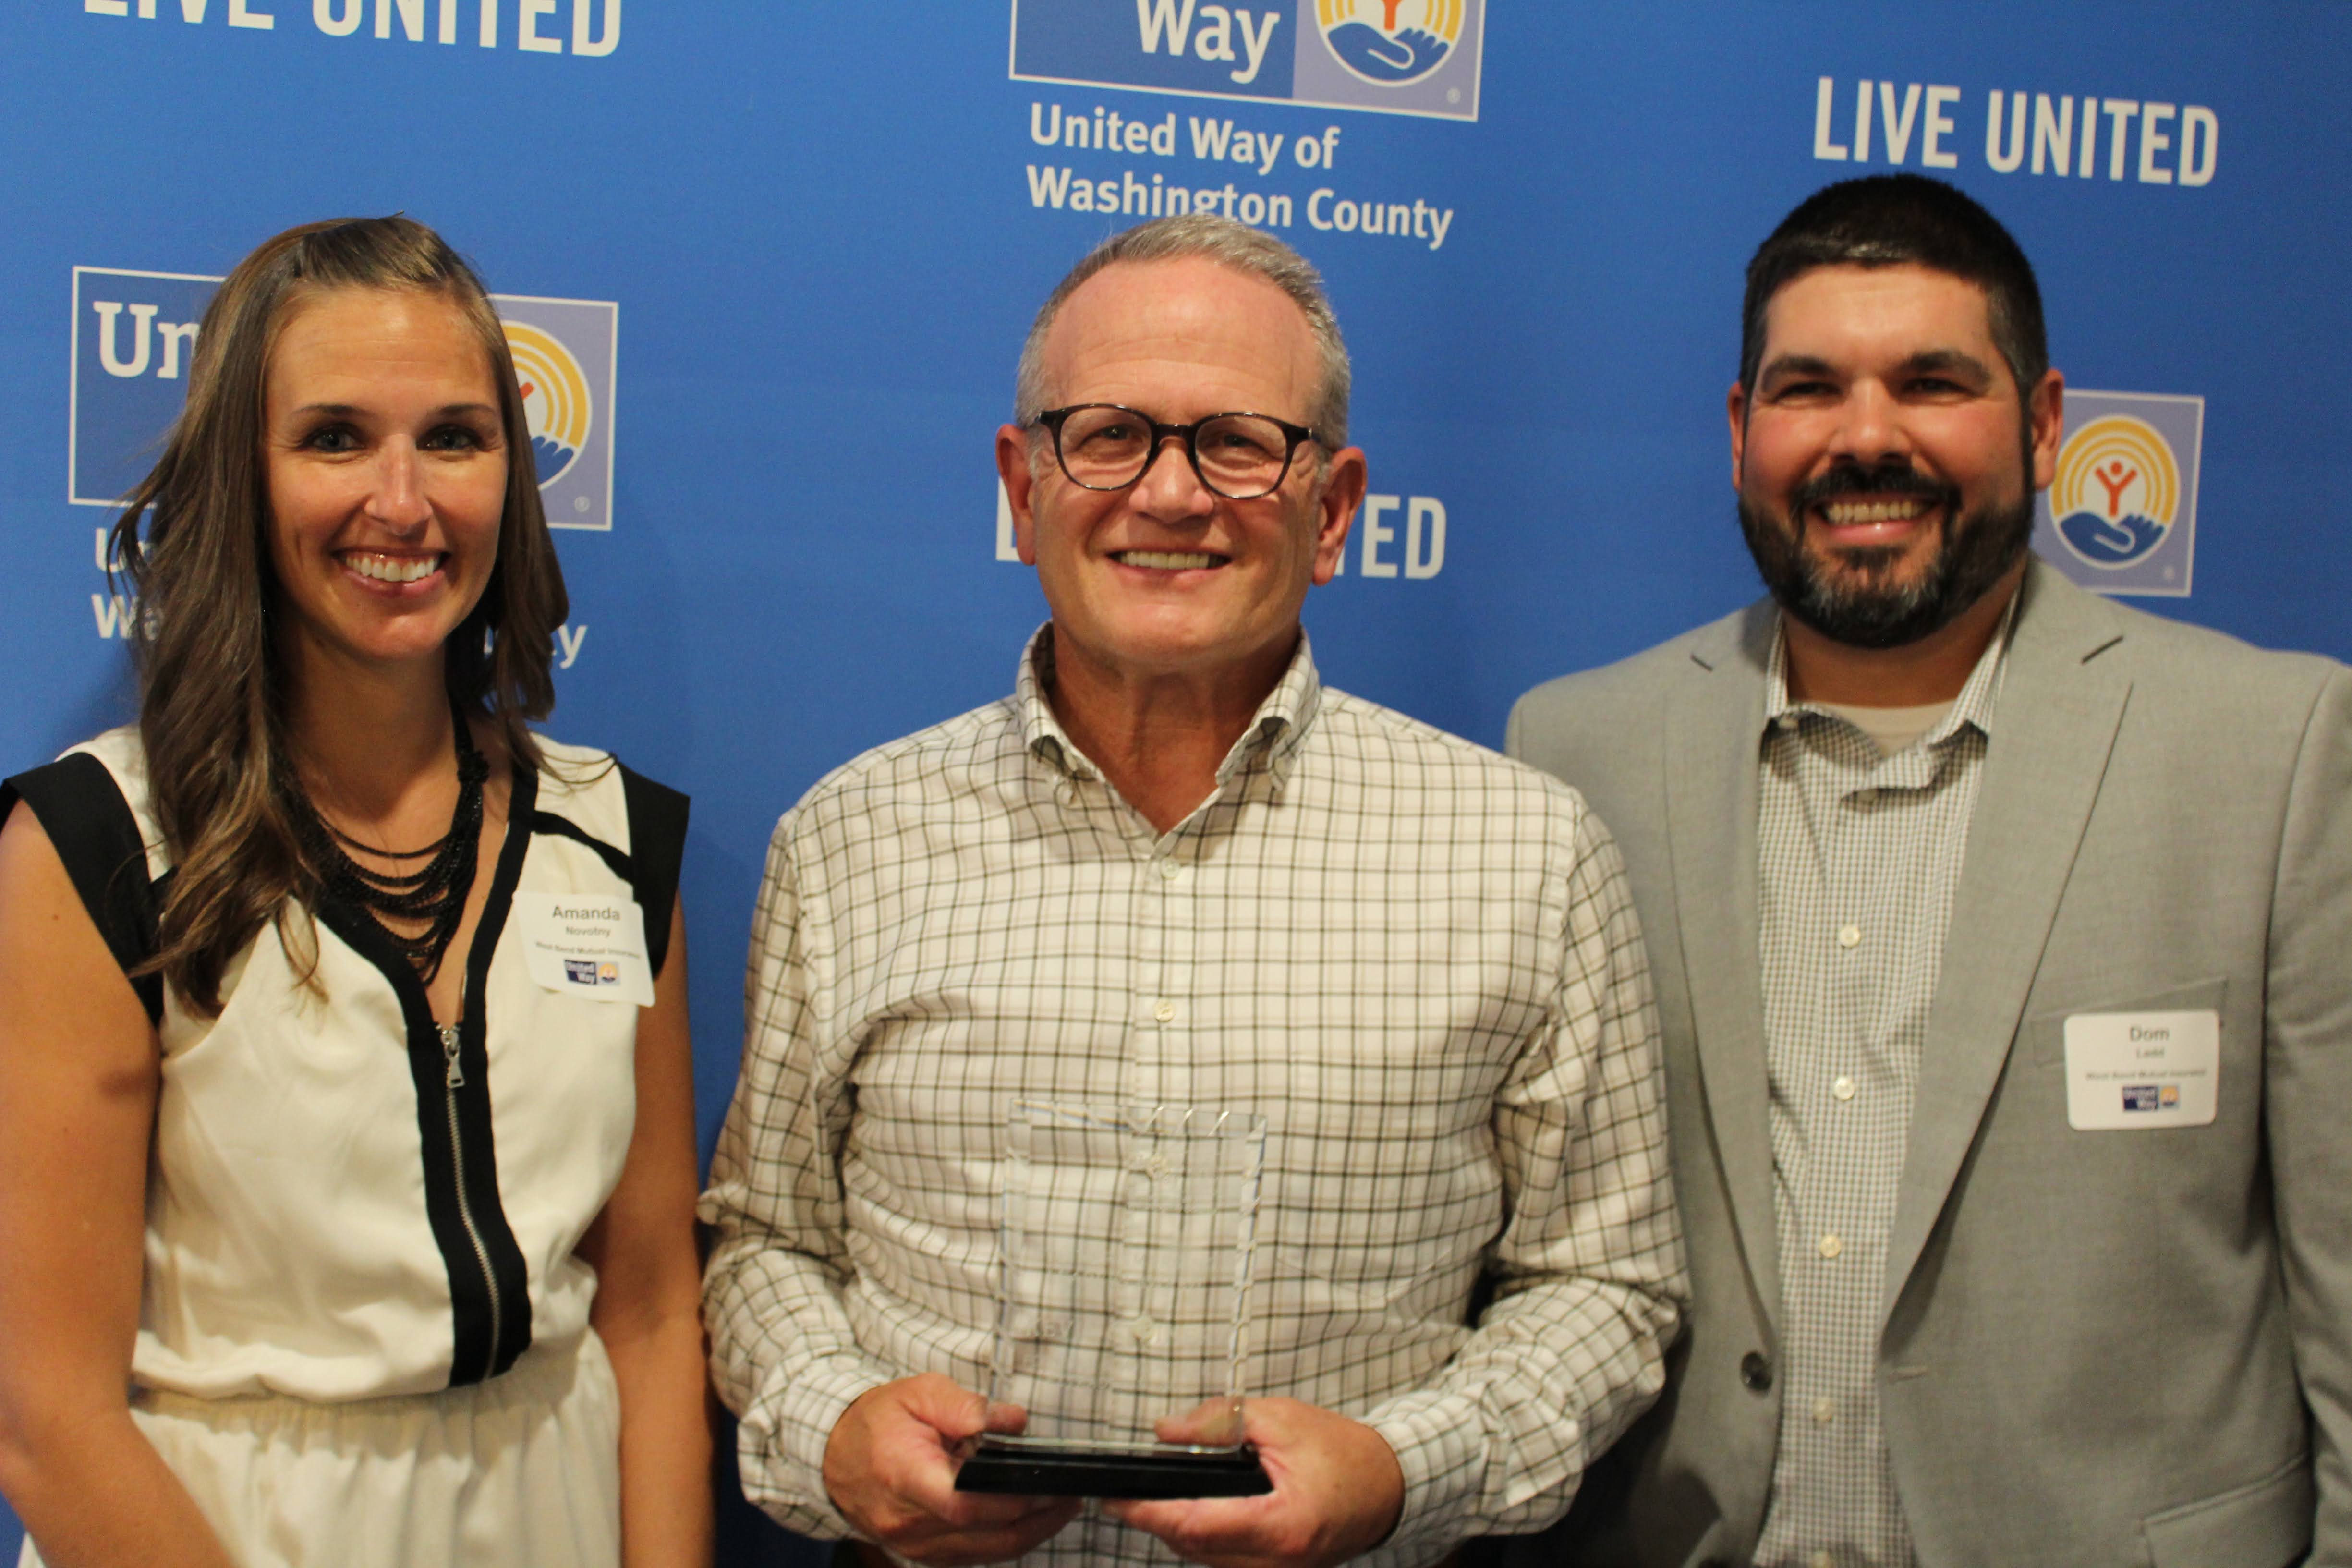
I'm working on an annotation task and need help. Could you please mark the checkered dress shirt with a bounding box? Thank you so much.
[1750,606,2013,1568]
[700,628,1686,1567]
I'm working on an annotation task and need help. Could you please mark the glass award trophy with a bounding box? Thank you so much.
[954,1101,1273,1499]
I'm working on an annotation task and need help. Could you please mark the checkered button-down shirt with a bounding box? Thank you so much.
[700,628,1686,1567]
[1751,606,2013,1568]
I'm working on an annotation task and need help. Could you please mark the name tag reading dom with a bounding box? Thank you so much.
[2063,1010,2219,1130]
[518,893,655,1006]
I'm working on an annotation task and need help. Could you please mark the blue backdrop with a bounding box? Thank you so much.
[5,2,2348,1558]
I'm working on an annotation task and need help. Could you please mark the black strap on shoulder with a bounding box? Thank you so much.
[1,754,166,1023]
[618,763,689,978]
[526,761,689,978]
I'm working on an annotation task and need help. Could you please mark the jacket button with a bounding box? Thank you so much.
[1739,1352,1772,1392]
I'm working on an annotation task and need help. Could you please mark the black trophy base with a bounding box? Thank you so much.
[954,1437,1272,1499]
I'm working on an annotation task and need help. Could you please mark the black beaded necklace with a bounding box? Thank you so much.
[288,701,490,985]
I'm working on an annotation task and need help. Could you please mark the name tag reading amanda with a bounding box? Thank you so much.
[518,893,655,1006]
[2063,1010,2219,1130]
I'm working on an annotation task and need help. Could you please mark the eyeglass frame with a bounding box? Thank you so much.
[1029,403,1327,500]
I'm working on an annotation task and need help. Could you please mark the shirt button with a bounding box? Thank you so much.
[1812,1553,1835,1568]
[1153,999,1177,1023]
[1738,1351,1772,1391]
[1837,924,1862,949]
[1818,1233,1843,1260]
[1832,1075,1856,1102]
[1812,1396,1836,1425]
[1157,857,1182,882]
[1126,1315,1158,1345]
[1774,714,1800,732]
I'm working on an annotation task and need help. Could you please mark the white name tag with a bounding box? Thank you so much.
[517,892,655,1006]
[2063,1009,2219,1130]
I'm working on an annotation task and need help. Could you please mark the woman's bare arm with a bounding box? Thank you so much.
[580,891,713,1568]
[0,802,235,1568]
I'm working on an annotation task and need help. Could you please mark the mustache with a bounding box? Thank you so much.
[1788,462,1959,513]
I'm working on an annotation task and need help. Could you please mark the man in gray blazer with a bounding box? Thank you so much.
[1506,173,2352,1567]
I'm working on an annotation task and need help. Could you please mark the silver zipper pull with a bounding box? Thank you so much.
[440,1021,465,1089]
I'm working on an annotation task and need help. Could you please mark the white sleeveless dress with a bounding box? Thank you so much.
[1,729,689,1568]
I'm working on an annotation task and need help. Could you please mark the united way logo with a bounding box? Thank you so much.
[496,296,618,532]
[69,268,618,531]
[2053,417,2180,565]
[1010,0,1485,122]
[1316,0,1462,86]
[2032,390,2204,598]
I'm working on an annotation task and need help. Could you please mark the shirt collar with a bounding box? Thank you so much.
[1015,623,1324,787]
[1762,587,2019,747]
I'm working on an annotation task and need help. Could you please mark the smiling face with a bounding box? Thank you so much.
[1730,262,2062,649]
[996,257,1365,693]
[263,285,509,686]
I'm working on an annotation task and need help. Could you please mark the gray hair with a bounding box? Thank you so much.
[1012,213,1351,447]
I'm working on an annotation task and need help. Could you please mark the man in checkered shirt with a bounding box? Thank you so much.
[700,214,1686,1567]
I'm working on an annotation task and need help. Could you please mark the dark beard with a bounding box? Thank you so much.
[1738,463,2035,651]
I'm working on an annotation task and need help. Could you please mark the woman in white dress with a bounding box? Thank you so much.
[0,217,710,1568]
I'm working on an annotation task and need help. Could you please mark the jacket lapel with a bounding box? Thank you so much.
[1882,564,2132,1322]
[1667,603,1783,1328]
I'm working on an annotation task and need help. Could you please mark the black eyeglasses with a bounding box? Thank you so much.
[1032,404,1323,500]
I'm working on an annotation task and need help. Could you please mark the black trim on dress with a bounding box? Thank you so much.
[527,810,631,882]
[456,760,539,1378]
[1,754,165,1023]
[316,760,538,1386]
[618,763,689,977]
[527,760,689,977]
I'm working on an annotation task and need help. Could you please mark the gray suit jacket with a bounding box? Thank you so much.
[1502,561,2352,1568]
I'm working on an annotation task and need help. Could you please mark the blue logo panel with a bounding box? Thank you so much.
[70,268,222,510]
[1013,0,1296,101]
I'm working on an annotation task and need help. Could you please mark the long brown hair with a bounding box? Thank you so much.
[111,216,569,1015]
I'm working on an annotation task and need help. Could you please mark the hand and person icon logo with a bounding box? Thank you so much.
[2050,414,2182,567]
[1316,0,1462,85]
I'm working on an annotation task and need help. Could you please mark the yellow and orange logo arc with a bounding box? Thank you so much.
[2051,415,2181,528]
[501,320,593,489]
[1317,0,1467,33]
